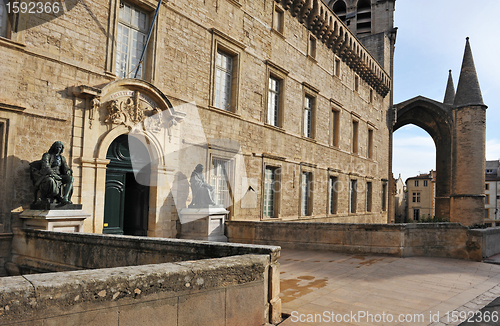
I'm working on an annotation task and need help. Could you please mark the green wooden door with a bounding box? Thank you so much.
[103,135,149,235]
[103,172,126,234]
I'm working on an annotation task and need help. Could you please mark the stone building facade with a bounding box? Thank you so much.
[406,170,436,221]
[394,174,405,222]
[485,160,500,226]
[0,0,396,237]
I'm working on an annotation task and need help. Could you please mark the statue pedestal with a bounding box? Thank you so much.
[178,207,228,242]
[20,209,90,233]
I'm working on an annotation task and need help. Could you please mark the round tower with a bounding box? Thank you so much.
[450,38,487,226]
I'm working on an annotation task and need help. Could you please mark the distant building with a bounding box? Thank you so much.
[485,160,500,226]
[406,170,436,221]
[394,174,406,222]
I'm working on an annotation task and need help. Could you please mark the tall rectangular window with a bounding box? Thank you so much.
[335,57,341,77]
[331,109,340,147]
[116,2,149,79]
[273,5,284,34]
[369,89,374,103]
[366,182,372,212]
[352,120,359,154]
[485,194,490,204]
[412,192,420,203]
[308,35,316,58]
[264,167,277,218]
[354,75,359,92]
[214,51,234,111]
[382,183,387,211]
[485,209,489,219]
[301,172,312,216]
[304,96,313,138]
[486,183,489,190]
[413,209,420,221]
[349,180,357,213]
[329,176,338,214]
[414,180,419,187]
[211,158,232,207]
[268,77,280,127]
[424,180,428,187]
[367,129,373,159]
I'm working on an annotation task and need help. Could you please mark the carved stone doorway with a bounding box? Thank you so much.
[103,134,150,236]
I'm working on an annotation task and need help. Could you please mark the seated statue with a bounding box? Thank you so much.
[30,141,74,206]
[188,164,216,208]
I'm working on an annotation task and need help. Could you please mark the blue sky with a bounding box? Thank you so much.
[392,0,500,182]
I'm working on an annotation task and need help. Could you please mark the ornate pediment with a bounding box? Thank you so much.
[104,91,163,132]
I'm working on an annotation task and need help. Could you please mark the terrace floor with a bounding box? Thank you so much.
[278,250,500,326]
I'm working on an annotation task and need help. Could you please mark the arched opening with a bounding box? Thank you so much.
[356,0,371,36]
[393,97,454,221]
[103,134,151,235]
[332,0,347,23]
[393,125,436,222]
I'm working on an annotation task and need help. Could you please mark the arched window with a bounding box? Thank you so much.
[356,0,371,36]
[332,0,347,23]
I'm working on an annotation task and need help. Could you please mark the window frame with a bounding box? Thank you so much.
[262,165,281,219]
[352,119,359,154]
[413,208,420,221]
[366,181,372,212]
[210,157,234,209]
[265,61,288,128]
[300,169,313,217]
[302,92,316,139]
[328,175,339,215]
[382,182,387,211]
[334,56,341,78]
[485,194,490,205]
[349,179,357,214]
[107,0,157,81]
[367,128,373,159]
[486,183,490,190]
[273,3,285,35]
[424,180,428,187]
[307,33,317,59]
[414,180,419,187]
[330,107,340,147]
[210,29,245,114]
[412,192,421,203]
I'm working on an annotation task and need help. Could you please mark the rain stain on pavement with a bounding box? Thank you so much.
[280,275,328,303]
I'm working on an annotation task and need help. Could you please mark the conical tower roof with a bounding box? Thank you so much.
[443,70,455,105]
[454,37,485,108]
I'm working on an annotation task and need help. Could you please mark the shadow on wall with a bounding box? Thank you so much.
[3,155,32,232]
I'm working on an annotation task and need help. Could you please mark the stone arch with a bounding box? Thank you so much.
[393,96,454,219]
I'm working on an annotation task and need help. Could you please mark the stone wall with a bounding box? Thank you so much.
[226,221,493,261]
[9,228,280,274]
[4,229,282,325]
[1,254,271,326]
[0,233,12,276]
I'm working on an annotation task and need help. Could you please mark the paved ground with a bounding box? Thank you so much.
[277,250,500,326]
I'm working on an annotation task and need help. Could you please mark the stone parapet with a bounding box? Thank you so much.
[226,221,500,261]
[0,254,270,326]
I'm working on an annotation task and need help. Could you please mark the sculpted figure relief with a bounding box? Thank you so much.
[188,164,216,208]
[30,141,74,205]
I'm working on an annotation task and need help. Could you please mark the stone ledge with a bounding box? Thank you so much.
[0,254,268,323]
